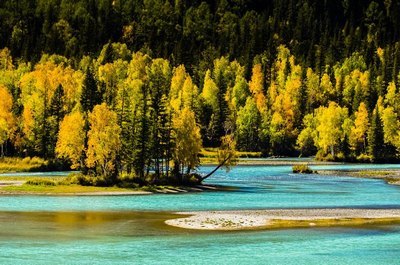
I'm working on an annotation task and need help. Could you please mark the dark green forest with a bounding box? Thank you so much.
[2,0,400,77]
[1,0,400,182]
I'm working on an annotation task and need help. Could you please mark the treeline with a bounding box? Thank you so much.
[1,0,400,79]
[1,0,400,181]
[0,46,239,183]
[1,42,400,173]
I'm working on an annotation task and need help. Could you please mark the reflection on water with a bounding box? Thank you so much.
[0,211,191,240]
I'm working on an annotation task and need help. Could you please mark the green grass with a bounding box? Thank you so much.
[0,176,67,181]
[25,178,57,186]
[356,170,394,177]
[0,173,202,194]
[2,184,136,194]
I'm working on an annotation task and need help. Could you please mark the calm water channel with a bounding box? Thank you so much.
[1,163,400,264]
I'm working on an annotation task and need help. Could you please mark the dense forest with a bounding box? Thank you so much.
[1,0,400,182]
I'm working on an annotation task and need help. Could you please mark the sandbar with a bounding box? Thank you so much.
[165,209,400,230]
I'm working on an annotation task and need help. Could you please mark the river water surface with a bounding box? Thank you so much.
[1,163,400,264]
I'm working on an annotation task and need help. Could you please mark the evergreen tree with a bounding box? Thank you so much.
[81,68,100,113]
[368,106,385,162]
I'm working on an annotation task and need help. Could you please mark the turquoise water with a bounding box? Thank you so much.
[1,164,400,264]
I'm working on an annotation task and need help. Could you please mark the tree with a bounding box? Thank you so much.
[56,111,85,169]
[0,85,14,157]
[81,67,101,113]
[236,97,261,151]
[381,107,400,148]
[86,103,121,180]
[297,114,317,156]
[201,134,237,181]
[172,107,202,177]
[201,69,220,145]
[349,102,369,154]
[368,106,385,162]
[147,58,171,177]
[315,102,348,157]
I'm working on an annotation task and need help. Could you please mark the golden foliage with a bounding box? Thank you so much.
[172,107,202,173]
[86,104,121,177]
[56,112,85,169]
[0,85,15,147]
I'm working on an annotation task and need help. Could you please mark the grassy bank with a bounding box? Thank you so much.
[0,173,218,195]
[318,169,400,186]
[0,157,68,173]
[1,184,137,194]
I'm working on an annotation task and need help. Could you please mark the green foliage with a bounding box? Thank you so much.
[25,178,56,186]
[59,173,109,187]
[368,106,385,162]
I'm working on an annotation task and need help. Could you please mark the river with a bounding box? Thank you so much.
[1,163,400,264]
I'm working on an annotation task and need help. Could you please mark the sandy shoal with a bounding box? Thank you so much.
[165,209,400,230]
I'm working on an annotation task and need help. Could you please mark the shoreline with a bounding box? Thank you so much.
[318,169,400,186]
[165,209,400,231]
[0,182,222,196]
[202,158,342,166]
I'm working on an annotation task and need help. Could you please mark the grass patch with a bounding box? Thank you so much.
[0,156,69,173]
[0,176,67,182]
[292,164,314,174]
[356,170,394,177]
[25,178,56,186]
[0,157,48,173]
[2,184,135,194]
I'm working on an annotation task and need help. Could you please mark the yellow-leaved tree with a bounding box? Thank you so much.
[0,85,15,157]
[349,102,369,153]
[86,103,121,179]
[315,102,348,157]
[172,107,202,177]
[56,111,85,169]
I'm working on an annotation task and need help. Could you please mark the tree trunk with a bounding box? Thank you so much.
[200,155,231,182]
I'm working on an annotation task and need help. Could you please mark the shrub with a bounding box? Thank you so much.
[357,153,372,163]
[59,173,95,186]
[292,164,314,174]
[25,178,56,186]
[117,173,143,187]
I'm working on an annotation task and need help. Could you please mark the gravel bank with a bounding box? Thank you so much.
[165,209,400,230]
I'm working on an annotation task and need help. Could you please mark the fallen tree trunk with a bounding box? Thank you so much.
[200,155,231,181]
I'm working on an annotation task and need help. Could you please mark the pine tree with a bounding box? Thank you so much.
[81,68,100,113]
[47,84,65,157]
[368,107,385,162]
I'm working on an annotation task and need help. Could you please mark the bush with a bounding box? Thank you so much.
[59,173,102,186]
[25,178,56,186]
[117,173,143,188]
[357,153,372,163]
[292,164,314,174]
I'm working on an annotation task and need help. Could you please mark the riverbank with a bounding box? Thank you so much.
[0,179,221,196]
[201,157,342,166]
[165,209,400,230]
[318,169,400,186]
